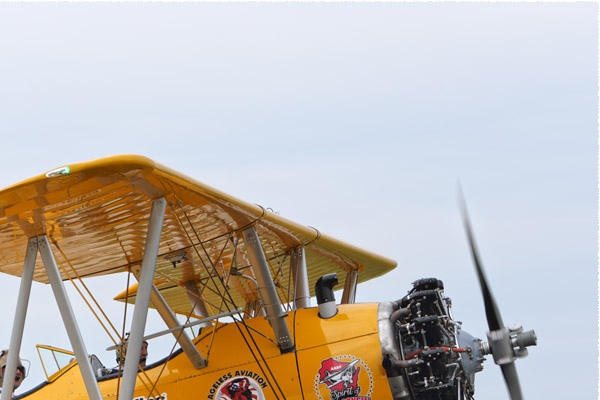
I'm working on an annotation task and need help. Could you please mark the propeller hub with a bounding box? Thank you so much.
[481,324,537,365]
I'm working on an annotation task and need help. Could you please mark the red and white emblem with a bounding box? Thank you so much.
[215,376,265,400]
[314,355,373,400]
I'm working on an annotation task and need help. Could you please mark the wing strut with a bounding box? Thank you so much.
[290,246,310,309]
[341,269,359,304]
[146,283,206,368]
[1,239,38,400]
[242,227,295,353]
[119,198,167,400]
[39,235,104,400]
[184,279,212,329]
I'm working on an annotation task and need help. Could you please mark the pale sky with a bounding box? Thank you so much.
[0,3,597,400]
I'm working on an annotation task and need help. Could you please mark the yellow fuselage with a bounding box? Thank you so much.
[20,303,392,400]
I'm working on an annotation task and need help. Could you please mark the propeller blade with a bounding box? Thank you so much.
[458,191,504,331]
[458,187,528,399]
[501,362,523,400]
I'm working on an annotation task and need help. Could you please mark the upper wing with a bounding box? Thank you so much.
[0,155,396,315]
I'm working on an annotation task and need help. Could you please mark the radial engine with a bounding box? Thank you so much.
[380,277,535,400]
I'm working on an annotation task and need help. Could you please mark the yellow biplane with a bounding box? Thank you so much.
[0,155,535,400]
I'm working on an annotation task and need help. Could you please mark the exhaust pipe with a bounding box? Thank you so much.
[315,274,338,319]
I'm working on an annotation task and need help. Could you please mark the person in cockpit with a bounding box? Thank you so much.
[0,349,26,396]
[111,339,148,373]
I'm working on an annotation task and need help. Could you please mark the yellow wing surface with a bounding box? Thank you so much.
[0,155,396,316]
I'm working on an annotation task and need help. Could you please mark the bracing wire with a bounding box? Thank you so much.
[169,200,286,400]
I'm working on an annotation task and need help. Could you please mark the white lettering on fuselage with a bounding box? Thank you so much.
[133,393,167,400]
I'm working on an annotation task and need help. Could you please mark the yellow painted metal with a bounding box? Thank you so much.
[21,304,392,400]
[295,304,394,399]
